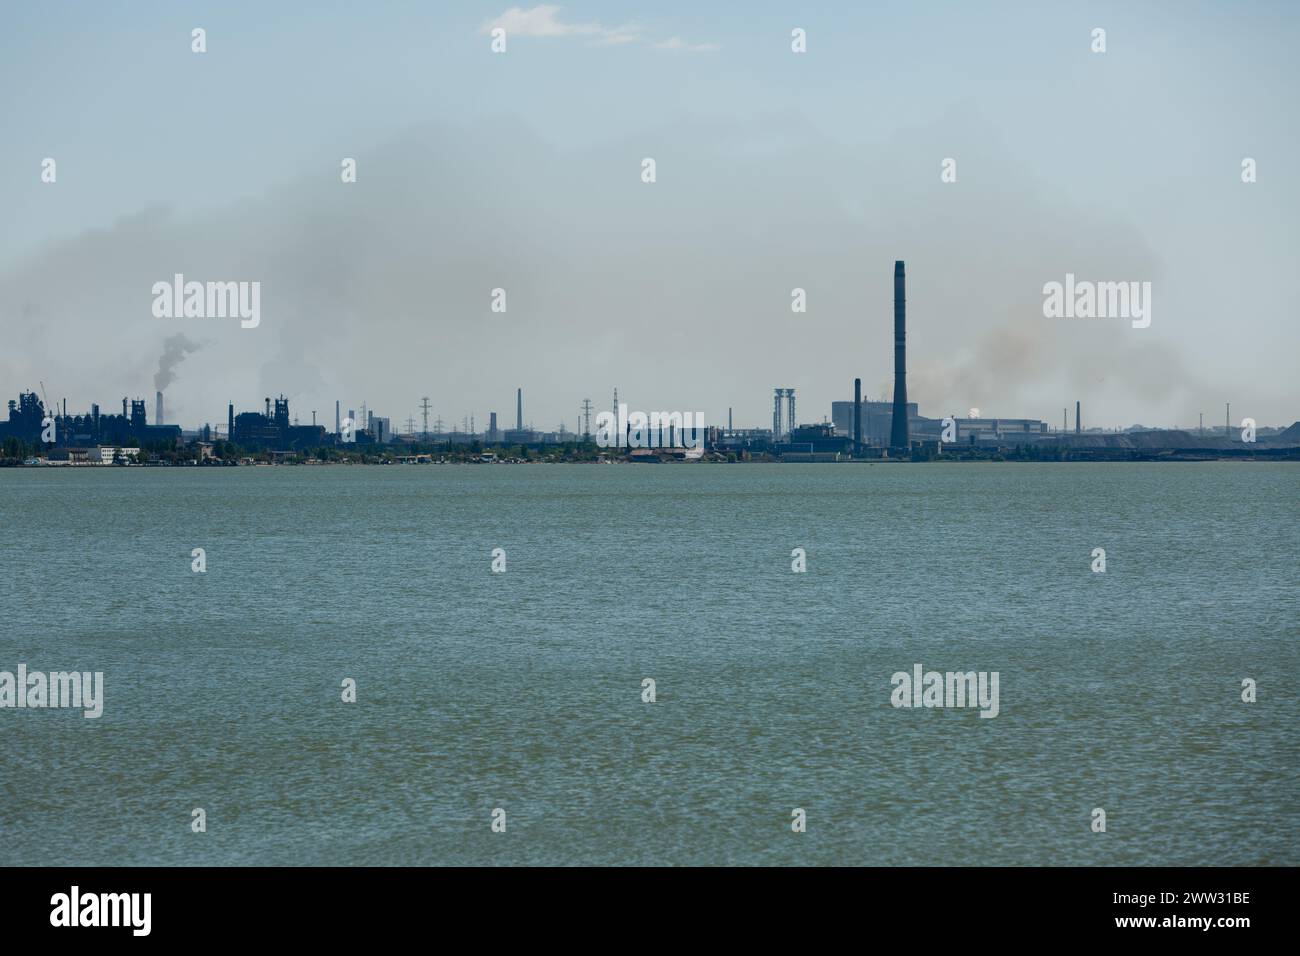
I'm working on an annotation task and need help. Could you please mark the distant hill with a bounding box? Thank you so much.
[1048,424,1300,451]
[1061,430,1226,450]
[1269,422,1300,446]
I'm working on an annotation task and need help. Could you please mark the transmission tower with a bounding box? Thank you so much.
[581,399,593,440]
[420,397,431,442]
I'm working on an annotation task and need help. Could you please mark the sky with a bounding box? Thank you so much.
[1,1,1297,433]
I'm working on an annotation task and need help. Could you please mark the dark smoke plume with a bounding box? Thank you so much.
[154,334,201,391]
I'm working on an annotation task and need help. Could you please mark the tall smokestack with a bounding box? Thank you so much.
[227,402,234,439]
[889,260,909,451]
[1075,401,1081,434]
[516,388,523,431]
[156,390,163,426]
[335,400,340,435]
[854,377,862,453]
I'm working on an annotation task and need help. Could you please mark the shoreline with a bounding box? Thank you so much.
[6,450,1299,468]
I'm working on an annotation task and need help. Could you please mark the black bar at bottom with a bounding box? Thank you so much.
[0,866,1281,941]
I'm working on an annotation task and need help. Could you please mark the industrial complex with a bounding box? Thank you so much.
[3,261,1296,463]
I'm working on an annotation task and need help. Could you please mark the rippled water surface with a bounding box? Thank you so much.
[1,462,1296,865]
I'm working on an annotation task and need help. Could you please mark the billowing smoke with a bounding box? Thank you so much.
[154,334,201,391]
[1,109,1291,428]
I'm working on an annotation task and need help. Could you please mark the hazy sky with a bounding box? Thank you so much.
[1,1,1297,432]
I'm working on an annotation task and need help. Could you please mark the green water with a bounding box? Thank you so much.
[1,462,1296,865]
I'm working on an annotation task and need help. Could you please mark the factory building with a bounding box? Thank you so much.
[229,395,327,450]
[831,400,920,447]
[911,416,1048,442]
[0,391,181,447]
[831,400,1046,447]
[776,423,854,461]
[366,412,392,444]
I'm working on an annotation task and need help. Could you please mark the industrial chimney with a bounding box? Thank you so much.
[854,378,862,453]
[516,388,523,431]
[1075,401,1081,434]
[889,260,909,451]
[156,390,163,426]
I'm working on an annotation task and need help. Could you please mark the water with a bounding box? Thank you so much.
[1,462,1296,866]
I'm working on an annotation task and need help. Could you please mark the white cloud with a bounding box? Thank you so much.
[481,6,716,51]
[653,37,721,53]
[481,5,641,45]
